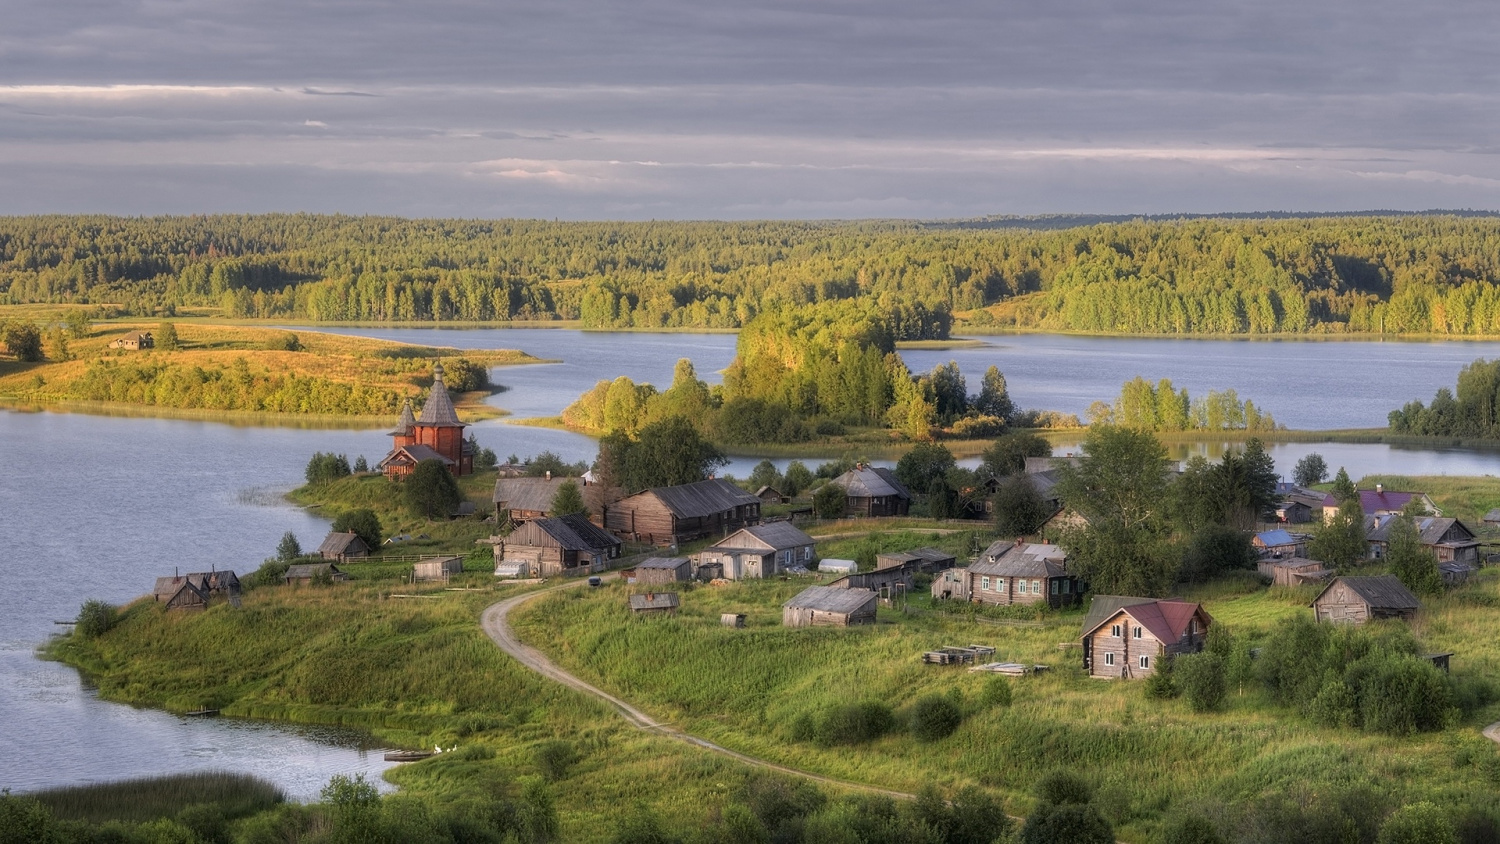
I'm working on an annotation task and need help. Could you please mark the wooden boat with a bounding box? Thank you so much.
[184,709,220,717]
[383,750,435,762]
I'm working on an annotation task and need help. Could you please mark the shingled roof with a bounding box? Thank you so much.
[415,363,467,428]
[387,399,416,437]
[972,541,1068,577]
[532,513,621,552]
[1313,575,1421,611]
[783,585,878,614]
[643,478,760,518]
[830,466,911,500]
[493,476,572,511]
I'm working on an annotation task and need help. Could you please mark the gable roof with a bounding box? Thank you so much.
[377,443,457,470]
[831,466,911,500]
[708,521,815,553]
[285,563,343,580]
[631,478,760,519]
[153,570,239,600]
[972,541,1068,577]
[1322,489,1430,514]
[629,592,680,611]
[1366,515,1477,546]
[1080,595,1210,643]
[318,531,366,556]
[783,585,878,614]
[1485,508,1500,523]
[876,547,957,568]
[1312,575,1420,611]
[532,513,621,552]
[637,556,690,570]
[493,476,572,511]
[1254,529,1298,546]
[415,363,467,428]
[1026,456,1081,475]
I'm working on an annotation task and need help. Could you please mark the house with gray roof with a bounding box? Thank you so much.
[783,585,878,627]
[1311,575,1420,625]
[603,478,761,544]
[495,513,621,577]
[284,563,349,585]
[493,476,577,523]
[695,522,816,580]
[827,465,911,517]
[318,531,370,561]
[963,539,1082,608]
[1365,515,1479,566]
[633,556,692,585]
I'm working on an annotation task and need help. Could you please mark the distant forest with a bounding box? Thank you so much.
[9,213,1500,335]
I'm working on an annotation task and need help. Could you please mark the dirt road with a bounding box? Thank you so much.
[478,579,916,800]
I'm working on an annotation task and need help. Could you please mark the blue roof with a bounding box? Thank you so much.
[1256,529,1296,546]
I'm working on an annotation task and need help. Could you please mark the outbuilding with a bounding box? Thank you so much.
[495,513,622,577]
[818,558,858,575]
[695,522,816,580]
[634,556,692,585]
[318,531,370,562]
[493,475,576,523]
[603,478,761,544]
[413,555,465,582]
[1253,529,1308,558]
[875,547,957,574]
[284,563,349,585]
[782,586,878,628]
[110,331,154,350]
[1256,556,1329,586]
[628,592,680,615]
[1310,575,1420,625]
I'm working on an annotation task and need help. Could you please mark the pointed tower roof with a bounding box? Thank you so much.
[416,362,467,428]
[387,399,417,436]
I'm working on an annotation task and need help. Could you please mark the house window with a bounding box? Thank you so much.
[981,577,991,591]
[1133,626,1142,639]
[1111,624,1121,638]
[1140,655,1150,669]
[998,578,1007,592]
[1032,579,1041,593]
[1050,580,1059,595]
[1017,579,1027,594]
[1062,580,1072,594]
[803,547,812,561]
[1104,652,1115,666]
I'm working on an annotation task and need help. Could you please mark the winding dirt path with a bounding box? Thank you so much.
[479,578,916,801]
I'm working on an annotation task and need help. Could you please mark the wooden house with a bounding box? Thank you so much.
[1484,508,1500,526]
[1273,483,1324,524]
[318,531,370,562]
[1253,529,1309,558]
[376,363,474,480]
[1257,556,1330,586]
[152,570,241,611]
[930,568,971,601]
[1366,516,1480,565]
[695,522,816,580]
[875,547,957,574]
[413,555,464,582]
[495,513,622,577]
[828,567,913,597]
[283,563,349,585]
[1322,486,1440,521]
[1310,575,1420,625]
[755,486,789,504]
[965,540,1082,608]
[1080,595,1212,679]
[493,476,576,523]
[827,466,911,517]
[110,331,154,350]
[629,592,680,615]
[783,586,878,628]
[604,478,761,544]
[634,556,691,585]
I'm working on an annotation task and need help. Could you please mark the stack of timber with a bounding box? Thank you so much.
[922,645,997,665]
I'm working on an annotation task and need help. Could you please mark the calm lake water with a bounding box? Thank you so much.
[7,328,1500,797]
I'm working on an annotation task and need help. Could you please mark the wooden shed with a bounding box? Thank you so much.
[1439,561,1477,587]
[493,476,576,523]
[628,592,680,615]
[283,562,349,585]
[1080,595,1212,679]
[967,540,1082,608]
[152,570,241,611]
[930,568,971,601]
[1257,556,1330,586]
[755,486,789,504]
[634,556,691,585]
[1253,529,1309,559]
[695,522,816,580]
[827,466,911,517]
[1484,508,1500,527]
[782,586,878,628]
[318,531,370,562]
[1366,516,1480,566]
[413,555,465,582]
[875,547,957,574]
[603,478,761,544]
[495,513,622,577]
[1310,575,1420,625]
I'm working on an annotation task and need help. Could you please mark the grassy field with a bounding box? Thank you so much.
[287,466,505,541]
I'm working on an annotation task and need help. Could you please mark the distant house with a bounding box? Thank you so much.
[603,478,761,544]
[629,591,680,615]
[495,513,622,577]
[1311,575,1420,625]
[1484,508,1500,526]
[783,585,878,628]
[818,558,858,575]
[1365,516,1480,565]
[755,486,789,504]
[930,567,971,602]
[875,547,957,574]
[413,555,464,582]
[1322,486,1440,520]
[110,331,154,350]
[1257,556,1330,586]
[493,476,576,523]
[634,557,692,585]
[827,466,911,517]
[318,532,370,562]
[1080,595,1212,679]
[965,540,1082,608]
[1253,529,1309,559]
[283,563,349,585]
[152,570,241,611]
[695,522,816,580]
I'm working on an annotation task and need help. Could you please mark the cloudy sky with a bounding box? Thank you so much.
[2,1,1498,219]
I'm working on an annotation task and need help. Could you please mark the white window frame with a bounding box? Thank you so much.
[1111,624,1121,638]
[1140,655,1150,669]
[1105,652,1115,666]
[1133,625,1143,639]
[981,576,991,591]
[1017,579,1027,594]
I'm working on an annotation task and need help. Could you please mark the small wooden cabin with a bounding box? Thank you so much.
[318,532,370,562]
[283,563,349,585]
[875,547,956,574]
[783,586,878,628]
[1439,561,1477,587]
[1311,575,1420,625]
[1080,595,1212,679]
[755,486,789,504]
[1366,516,1480,566]
[110,331,154,350]
[634,556,691,585]
[695,522,816,580]
[495,513,622,577]
[629,592,680,615]
[930,568,970,601]
[603,478,762,544]
[413,555,465,582]
[152,570,241,611]
[966,540,1082,608]
[493,476,576,523]
[827,466,911,517]
[1253,529,1308,559]
[1484,508,1500,526]
[1257,557,1329,586]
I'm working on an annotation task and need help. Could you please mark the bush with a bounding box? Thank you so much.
[1175,652,1228,712]
[406,459,462,519]
[332,508,383,551]
[980,676,1013,708]
[1378,802,1457,844]
[0,792,61,844]
[1,320,43,362]
[534,740,578,782]
[812,483,846,519]
[75,600,118,639]
[1144,659,1179,700]
[1019,802,1114,844]
[909,694,963,742]
[815,702,896,746]
[1160,813,1228,844]
[1032,770,1094,806]
[251,557,294,588]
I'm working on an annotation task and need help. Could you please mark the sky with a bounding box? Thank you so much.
[2,1,1499,220]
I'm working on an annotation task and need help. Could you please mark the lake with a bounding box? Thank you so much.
[7,328,1500,797]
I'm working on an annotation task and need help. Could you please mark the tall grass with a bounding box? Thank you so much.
[29,771,283,825]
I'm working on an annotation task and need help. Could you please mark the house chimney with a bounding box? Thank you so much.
[546,471,552,480]
[1376,483,1383,494]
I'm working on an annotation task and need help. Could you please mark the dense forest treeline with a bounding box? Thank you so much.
[13,214,1500,334]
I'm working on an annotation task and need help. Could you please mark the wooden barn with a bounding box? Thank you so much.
[1366,516,1480,566]
[603,478,761,544]
[634,556,691,585]
[827,465,911,517]
[495,513,622,577]
[695,522,816,580]
[755,486,789,504]
[1311,575,1420,625]
[1252,529,1309,559]
[493,475,576,523]
[827,567,914,597]
[629,592,680,615]
[110,330,154,350]
[413,555,465,582]
[1257,556,1329,586]
[283,563,349,585]
[930,568,971,601]
[1080,595,1212,679]
[965,540,1082,608]
[152,570,241,611]
[783,586,878,628]
[875,547,957,574]
[317,531,370,562]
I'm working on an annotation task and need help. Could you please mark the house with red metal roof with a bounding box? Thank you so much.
[1080,595,1213,679]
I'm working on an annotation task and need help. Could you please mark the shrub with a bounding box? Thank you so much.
[815,702,896,746]
[251,557,294,588]
[1032,769,1093,806]
[980,676,1013,708]
[75,600,118,639]
[1160,813,1228,844]
[909,694,963,742]
[1144,658,1179,700]
[1378,802,1457,844]
[0,793,61,844]
[812,483,846,519]
[1175,652,1227,712]
[406,459,462,519]
[1,320,43,362]
[534,740,579,782]
[1019,802,1114,844]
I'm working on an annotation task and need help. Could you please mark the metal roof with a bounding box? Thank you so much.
[493,476,572,510]
[532,513,621,552]
[637,556,690,570]
[415,363,467,428]
[1313,575,1421,611]
[638,478,760,518]
[972,541,1068,577]
[783,585,878,614]
[1255,529,1298,546]
[830,466,911,500]
[629,592,681,610]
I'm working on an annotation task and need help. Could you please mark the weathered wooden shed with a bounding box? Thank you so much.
[318,531,370,562]
[1366,516,1480,566]
[967,540,1081,608]
[1080,595,1212,679]
[152,570,241,611]
[634,556,692,585]
[493,476,576,523]
[603,478,761,544]
[875,547,957,574]
[1310,575,1420,625]
[495,513,622,577]
[827,466,911,517]
[930,568,971,601]
[755,486,789,504]
[629,592,680,615]
[283,562,349,585]
[1484,508,1500,526]
[1257,557,1330,586]
[413,555,465,582]
[695,522,816,580]
[1439,561,1477,587]
[1253,529,1309,559]
[782,586,878,628]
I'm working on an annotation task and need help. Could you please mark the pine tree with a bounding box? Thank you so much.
[550,480,588,516]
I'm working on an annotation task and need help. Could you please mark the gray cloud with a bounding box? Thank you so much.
[0,1,1498,217]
